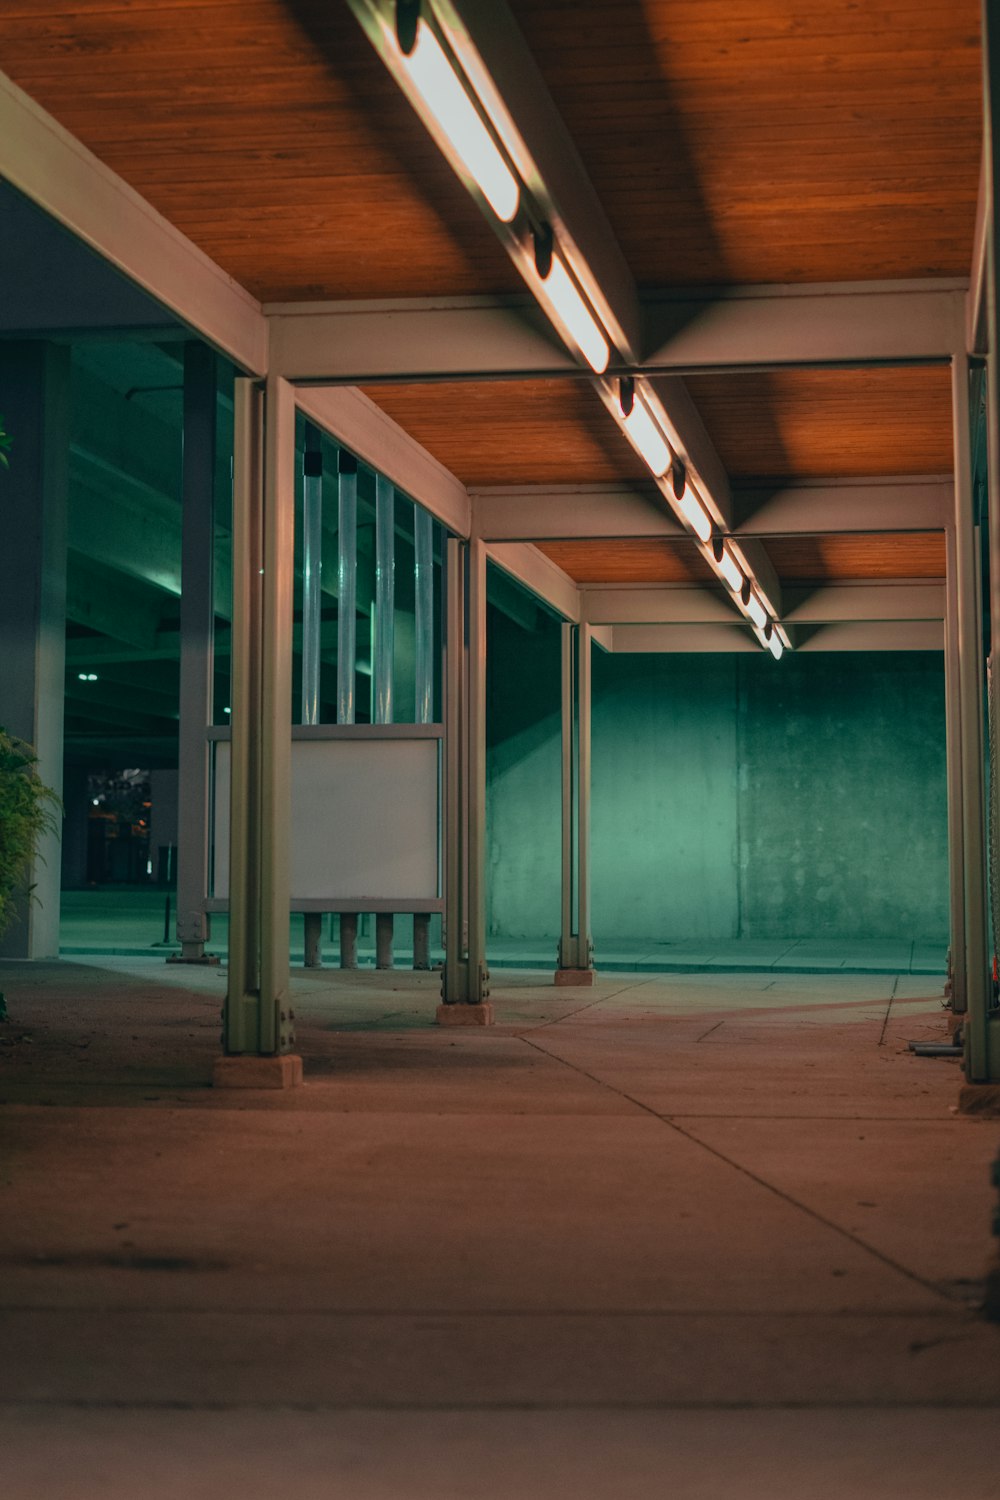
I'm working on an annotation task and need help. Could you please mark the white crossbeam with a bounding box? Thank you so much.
[485,543,580,621]
[473,478,951,542]
[268,284,967,383]
[0,70,268,374]
[612,621,943,654]
[583,583,943,628]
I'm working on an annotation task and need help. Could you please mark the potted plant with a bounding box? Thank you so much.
[0,731,59,1015]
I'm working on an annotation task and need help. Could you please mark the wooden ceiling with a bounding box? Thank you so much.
[684,366,955,480]
[765,532,946,582]
[0,3,973,607]
[510,0,982,286]
[538,539,716,585]
[360,378,650,486]
[0,1,980,299]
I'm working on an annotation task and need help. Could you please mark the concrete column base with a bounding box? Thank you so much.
[554,967,596,987]
[436,1002,494,1027]
[213,1054,304,1089]
[957,1083,1000,1117]
[167,953,220,967]
[947,1012,965,1040]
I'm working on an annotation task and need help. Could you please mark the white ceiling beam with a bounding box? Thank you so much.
[643,280,966,371]
[472,483,678,541]
[268,283,967,383]
[611,621,943,654]
[485,543,580,621]
[583,587,736,626]
[472,477,951,543]
[268,296,573,384]
[583,583,943,628]
[783,584,945,623]
[0,70,268,375]
[295,386,471,539]
[612,624,759,654]
[735,477,952,535]
[795,621,944,652]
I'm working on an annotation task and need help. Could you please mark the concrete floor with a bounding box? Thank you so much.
[59,887,948,974]
[1,957,998,1498]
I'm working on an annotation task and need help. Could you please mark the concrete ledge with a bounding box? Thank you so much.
[554,968,596,988]
[957,1083,1000,1117]
[436,1003,494,1027]
[167,953,221,967]
[213,1054,304,1089]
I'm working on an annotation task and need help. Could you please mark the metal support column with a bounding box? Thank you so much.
[438,537,491,1019]
[219,376,300,1085]
[337,451,358,725]
[952,355,993,1082]
[301,425,323,728]
[413,504,435,969]
[557,623,595,983]
[174,342,217,964]
[945,524,967,1013]
[977,0,1000,1082]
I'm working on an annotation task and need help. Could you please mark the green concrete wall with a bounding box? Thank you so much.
[487,612,949,943]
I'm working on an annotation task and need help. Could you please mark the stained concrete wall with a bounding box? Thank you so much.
[486,613,948,943]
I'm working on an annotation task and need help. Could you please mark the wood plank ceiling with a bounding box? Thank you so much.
[0,1,973,600]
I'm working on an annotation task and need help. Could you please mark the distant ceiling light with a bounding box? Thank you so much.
[712,538,744,593]
[618,392,671,478]
[398,19,520,224]
[535,251,610,374]
[77,672,98,682]
[224,707,231,715]
[91,798,100,806]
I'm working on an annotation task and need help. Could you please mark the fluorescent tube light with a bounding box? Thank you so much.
[767,632,784,660]
[676,487,711,542]
[618,393,671,476]
[401,21,520,224]
[745,590,768,629]
[537,255,610,373]
[713,540,744,593]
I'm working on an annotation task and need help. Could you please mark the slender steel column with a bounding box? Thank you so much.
[258,374,296,1054]
[944,524,967,1013]
[374,473,395,725]
[175,342,217,962]
[414,505,435,726]
[223,376,297,1060]
[440,538,490,1010]
[467,535,488,986]
[337,451,358,725]
[413,504,435,969]
[300,426,323,727]
[225,379,263,1050]
[557,623,594,977]
[952,355,991,1081]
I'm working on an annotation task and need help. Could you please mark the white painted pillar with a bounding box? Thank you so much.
[438,537,491,1019]
[557,622,595,983]
[220,376,300,1084]
[952,355,992,1082]
[944,524,967,1013]
[0,342,68,960]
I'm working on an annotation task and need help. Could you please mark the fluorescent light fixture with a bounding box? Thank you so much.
[676,486,711,542]
[400,21,519,223]
[745,590,768,629]
[767,632,784,660]
[713,540,744,593]
[617,392,671,476]
[536,255,610,373]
